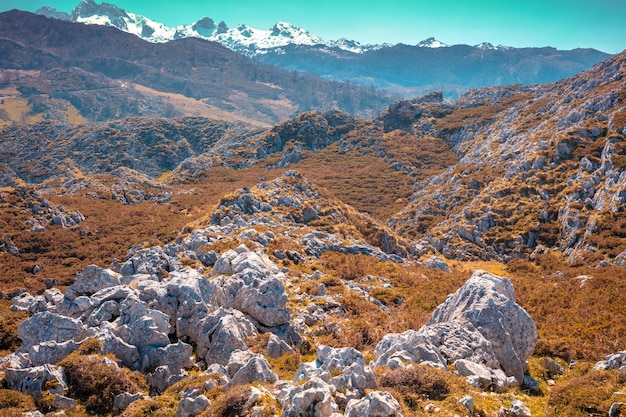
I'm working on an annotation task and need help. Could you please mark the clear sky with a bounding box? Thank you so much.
[2,0,625,53]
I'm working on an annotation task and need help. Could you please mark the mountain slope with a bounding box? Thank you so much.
[0,10,391,124]
[389,51,626,264]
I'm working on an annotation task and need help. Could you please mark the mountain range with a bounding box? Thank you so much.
[0,10,391,125]
[36,0,612,98]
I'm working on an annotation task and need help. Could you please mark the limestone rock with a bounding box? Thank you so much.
[65,265,121,300]
[372,321,497,370]
[295,345,376,395]
[424,256,450,272]
[52,394,76,411]
[28,340,78,367]
[113,392,144,411]
[18,311,85,350]
[455,359,509,392]
[4,364,67,398]
[593,350,626,371]
[196,308,257,365]
[226,351,278,386]
[344,391,403,417]
[267,333,294,358]
[428,270,536,384]
[459,395,475,414]
[278,377,339,417]
[148,365,188,394]
[499,399,532,417]
[175,390,210,417]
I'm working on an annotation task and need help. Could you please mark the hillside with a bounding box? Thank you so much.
[257,44,610,98]
[0,10,391,125]
[0,36,625,417]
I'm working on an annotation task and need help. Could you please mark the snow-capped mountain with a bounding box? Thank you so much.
[36,0,383,55]
[416,37,448,48]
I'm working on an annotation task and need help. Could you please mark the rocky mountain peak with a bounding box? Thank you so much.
[417,37,448,48]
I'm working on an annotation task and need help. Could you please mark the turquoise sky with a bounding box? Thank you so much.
[3,0,625,53]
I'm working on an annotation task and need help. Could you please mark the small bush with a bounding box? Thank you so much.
[546,369,626,416]
[0,389,36,415]
[0,300,28,354]
[202,385,250,417]
[378,366,450,409]
[122,395,178,417]
[59,353,147,414]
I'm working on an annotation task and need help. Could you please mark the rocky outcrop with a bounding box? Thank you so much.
[593,351,626,371]
[344,391,403,417]
[374,270,536,388]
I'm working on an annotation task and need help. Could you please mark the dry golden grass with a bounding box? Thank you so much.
[132,84,269,127]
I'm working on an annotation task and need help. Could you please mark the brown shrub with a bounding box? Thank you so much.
[0,300,27,354]
[546,369,626,416]
[122,395,178,417]
[201,385,250,417]
[378,366,451,409]
[59,353,147,414]
[0,389,37,415]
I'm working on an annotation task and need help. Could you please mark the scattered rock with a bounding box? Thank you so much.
[344,391,403,417]
[459,395,474,414]
[593,350,626,371]
[113,392,144,412]
[52,394,76,411]
[4,364,67,398]
[499,399,532,417]
[175,390,210,417]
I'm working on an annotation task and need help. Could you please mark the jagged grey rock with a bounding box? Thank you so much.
[52,394,76,411]
[113,392,144,411]
[148,365,189,394]
[593,350,626,371]
[28,340,78,366]
[65,265,121,300]
[540,357,564,376]
[196,308,257,365]
[295,345,376,396]
[267,333,294,358]
[278,377,340,417]
[175,390,211,417]
[428,270,536,384]
[372,321,497,370]
[499,399,532,417]
[344,391,403,417]
[18,311,85,350]
[226,351,278,386]
[455,359,509,392]
[4,364,67,398]
[459,396,475,414]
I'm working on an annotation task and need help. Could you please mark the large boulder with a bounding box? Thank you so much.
[372,321,498,370]
[373,270,536,386]
[196,308,258,365]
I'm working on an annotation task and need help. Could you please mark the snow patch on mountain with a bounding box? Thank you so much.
[417,37,448,48]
